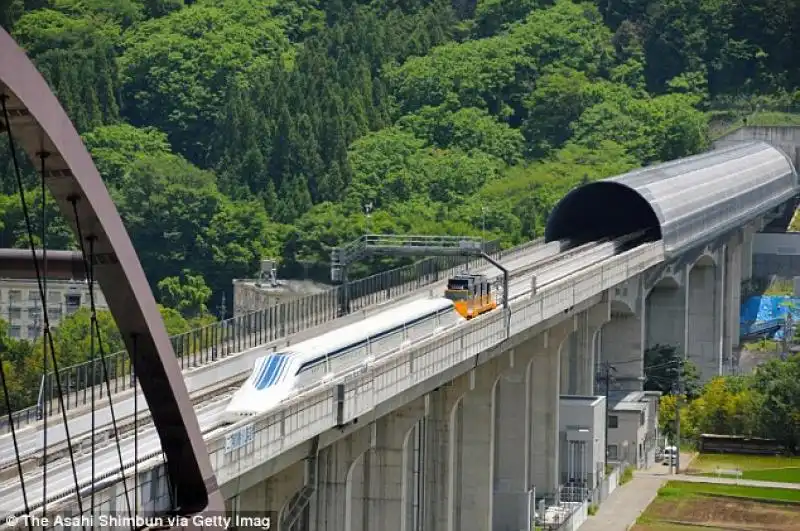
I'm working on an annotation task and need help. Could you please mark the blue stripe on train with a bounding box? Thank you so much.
[255,355,287,390]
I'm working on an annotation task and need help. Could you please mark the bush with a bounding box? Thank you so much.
[620,465,634,485]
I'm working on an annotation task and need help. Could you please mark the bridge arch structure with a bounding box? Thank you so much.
[546,141,798,255]
[0,27,222,518]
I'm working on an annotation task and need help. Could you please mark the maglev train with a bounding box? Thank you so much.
[223,297,464,423]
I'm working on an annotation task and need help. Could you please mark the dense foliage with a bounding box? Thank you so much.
[644,344,700,399]
[659,354,800,453]
[0,307,208,414]
[0,0,798,399]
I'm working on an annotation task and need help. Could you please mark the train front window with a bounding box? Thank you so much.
[445,290,470,301]
[447,279,470,290]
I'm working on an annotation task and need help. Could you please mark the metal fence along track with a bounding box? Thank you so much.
[4,237,560,431]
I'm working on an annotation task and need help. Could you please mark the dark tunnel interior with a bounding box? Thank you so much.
[544,182,663,244]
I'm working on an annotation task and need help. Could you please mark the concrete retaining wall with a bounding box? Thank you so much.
[753,233,800,277]
[713,125,800,167]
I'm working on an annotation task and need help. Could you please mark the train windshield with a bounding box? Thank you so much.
[253,353,289,390]
[447,279,470,290]
[444,289,470,301]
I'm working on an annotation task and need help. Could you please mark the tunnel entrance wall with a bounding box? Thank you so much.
[544,182,661,244]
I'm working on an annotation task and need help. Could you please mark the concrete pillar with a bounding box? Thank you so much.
[581,301,611,395]
[724,236,743,360]
[425,384,460,531]
[353,402,424,531]
[645,275,687,357]
[451,365,496,531]
[687,258,723,382]
[312,429,372,531]
[741,228,754,281]
[527,319,574,498]
[236,461,304,530]
[600,301,644,392]
[560,332,577,396]
[492,354,528,531]
[561,302,610,396]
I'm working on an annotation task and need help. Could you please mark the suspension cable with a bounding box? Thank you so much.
[38,149,49,519]
[70,198,134,529]
[1,95,86,523]
[132,333,139,516]
[0,343,32,530]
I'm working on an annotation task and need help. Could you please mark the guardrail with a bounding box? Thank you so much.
[9,242,665,518]
[3,237,548,431]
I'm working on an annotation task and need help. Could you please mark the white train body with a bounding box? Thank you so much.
[223,297,463,423]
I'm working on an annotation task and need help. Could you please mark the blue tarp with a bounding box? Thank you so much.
[740,295,798,339]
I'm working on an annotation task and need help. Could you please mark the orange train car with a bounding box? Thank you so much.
[444,273,497,319]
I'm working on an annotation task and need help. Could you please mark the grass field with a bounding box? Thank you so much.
[687,454,800,483]
[630,481,800,531]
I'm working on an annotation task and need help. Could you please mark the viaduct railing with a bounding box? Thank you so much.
[5,238,564,431]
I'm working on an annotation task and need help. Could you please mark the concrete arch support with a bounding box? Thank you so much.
[646,275,687,356]
[724,235,743,360]
[562,302,611,396]
[354,401,425,531]
[526,319,575,498]
[600,299,645,392]
[235,461,305,531]
[450,364,497,531]
[312,428,373,531]
[687,257,724,381]
[492,353,530,531]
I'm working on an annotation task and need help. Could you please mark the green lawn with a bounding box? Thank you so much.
[689,453,800,483]
[657,480,800,503]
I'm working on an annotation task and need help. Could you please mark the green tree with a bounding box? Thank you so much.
[157,270,212,318]
[644,344,701,399]
[82,123,173,185]
[751,354,800,453]
[117,0,292,163]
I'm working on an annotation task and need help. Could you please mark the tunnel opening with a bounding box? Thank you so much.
[544,181,662,244]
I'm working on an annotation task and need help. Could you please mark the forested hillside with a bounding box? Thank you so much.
[1,0,799,315]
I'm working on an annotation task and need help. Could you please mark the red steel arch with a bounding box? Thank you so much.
[0,28,223,521]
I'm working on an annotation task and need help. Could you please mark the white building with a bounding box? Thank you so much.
[0,278,108,340]
[606,390,662,469]
[558,395,607,496]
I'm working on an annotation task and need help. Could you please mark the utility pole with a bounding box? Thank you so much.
[597,361,616,469]
[364,202,373,235]
[218,292,227,321]
[673,364,683,475]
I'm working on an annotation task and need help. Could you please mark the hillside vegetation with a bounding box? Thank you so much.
[0,0,798,408]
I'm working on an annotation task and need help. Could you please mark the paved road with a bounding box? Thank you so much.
[578,453,693,531]
[578,475,666,531]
